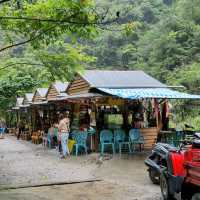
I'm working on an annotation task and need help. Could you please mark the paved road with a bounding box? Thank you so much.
[0,135,161,200]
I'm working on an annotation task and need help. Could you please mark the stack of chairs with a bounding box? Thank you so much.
[31,131,43,144]
[99,128,145,155]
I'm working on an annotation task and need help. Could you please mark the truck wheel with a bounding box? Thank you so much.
[149,168,159,184]
[192,193,200,200]
[160,173,175,200]
[182,184,196,200]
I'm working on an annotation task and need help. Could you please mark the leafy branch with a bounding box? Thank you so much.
[0,15,119,25]
[0,62,44,71]
[0,0,10,4]
[0,26,56,53]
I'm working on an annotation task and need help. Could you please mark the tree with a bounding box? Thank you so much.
[0,0,98,53]
[0,65,42,114]
[0,0,99,113]
[35,41,95,81]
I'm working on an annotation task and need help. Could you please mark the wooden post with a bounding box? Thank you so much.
[33,108,36,131]
[122,100,129,130]
[153,98,159,129]
[156,112,159,129]
[16,110,19,126]
[71,102,75,126]
[94,100,99,152]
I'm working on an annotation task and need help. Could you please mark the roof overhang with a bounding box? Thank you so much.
[98,88,200,100]
[47,93,69,102]
[31,101,48,105]
[67,93,103,99]
[52,92,103,101]
[12,106,20,110]
[20,105,30,108]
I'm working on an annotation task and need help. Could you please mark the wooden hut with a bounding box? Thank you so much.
[46,82,70,124]
[32,88,48,131]
[46,81,69,101]
[9,97,24,134]
[66,70,168,150]
[23,93,34,105]
[13,97,24,122]
[21,93,34,132]
[67,70,166,94]
[16,97,24,108]
[32,88,48,103]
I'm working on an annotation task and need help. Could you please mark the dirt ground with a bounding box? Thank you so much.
[0,135,161,200]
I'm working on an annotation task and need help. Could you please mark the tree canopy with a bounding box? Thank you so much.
[0,0,100,113]
[0,0,98,52]
[86,0,200,93]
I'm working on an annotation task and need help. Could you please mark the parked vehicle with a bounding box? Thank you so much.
[145,142,177,184]
[145,133,200,200]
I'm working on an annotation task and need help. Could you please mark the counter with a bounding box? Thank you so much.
[140,127,158,150]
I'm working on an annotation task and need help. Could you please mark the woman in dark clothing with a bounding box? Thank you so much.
[162,100,170,131]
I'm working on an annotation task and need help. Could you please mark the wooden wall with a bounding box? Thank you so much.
[32,91,45,102]
[67,75,90,95]
[47,85,59,101]
[140,127,158,150]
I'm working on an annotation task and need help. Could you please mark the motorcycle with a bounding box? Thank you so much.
[145,142,178,184]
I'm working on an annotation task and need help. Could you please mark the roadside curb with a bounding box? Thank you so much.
[0,179,102,191]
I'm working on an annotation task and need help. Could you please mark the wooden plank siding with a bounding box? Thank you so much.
[67,75,90,95]
[32,91,45,102]
[140,127,158,149]
[46,85,59,101]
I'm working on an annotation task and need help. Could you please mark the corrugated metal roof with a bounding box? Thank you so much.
[24,93,34,103]
[37,88,48,97]
[98,88,200,99]
[53,82,69,93]
[16,97,24,107]
[81,70,166,88]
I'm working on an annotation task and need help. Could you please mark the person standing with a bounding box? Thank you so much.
[58,113,70,159]
[48,124,54,148]
[17,120,24,140]
[162,99,171,131]
[53,123,58,147]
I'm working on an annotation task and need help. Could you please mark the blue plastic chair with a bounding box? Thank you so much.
[114,129,131,155]
[87,127,96,151]
[87,127,96,136]
[73,131,88,156]
[129,129,144,152]
[0,128,5,137]
[166,131,183,147]
[100,129,115,155]
[71,130,79,138]
[47,132,52,148]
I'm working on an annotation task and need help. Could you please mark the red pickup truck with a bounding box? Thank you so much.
[181,143,200,200]
[160,133,200,200]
